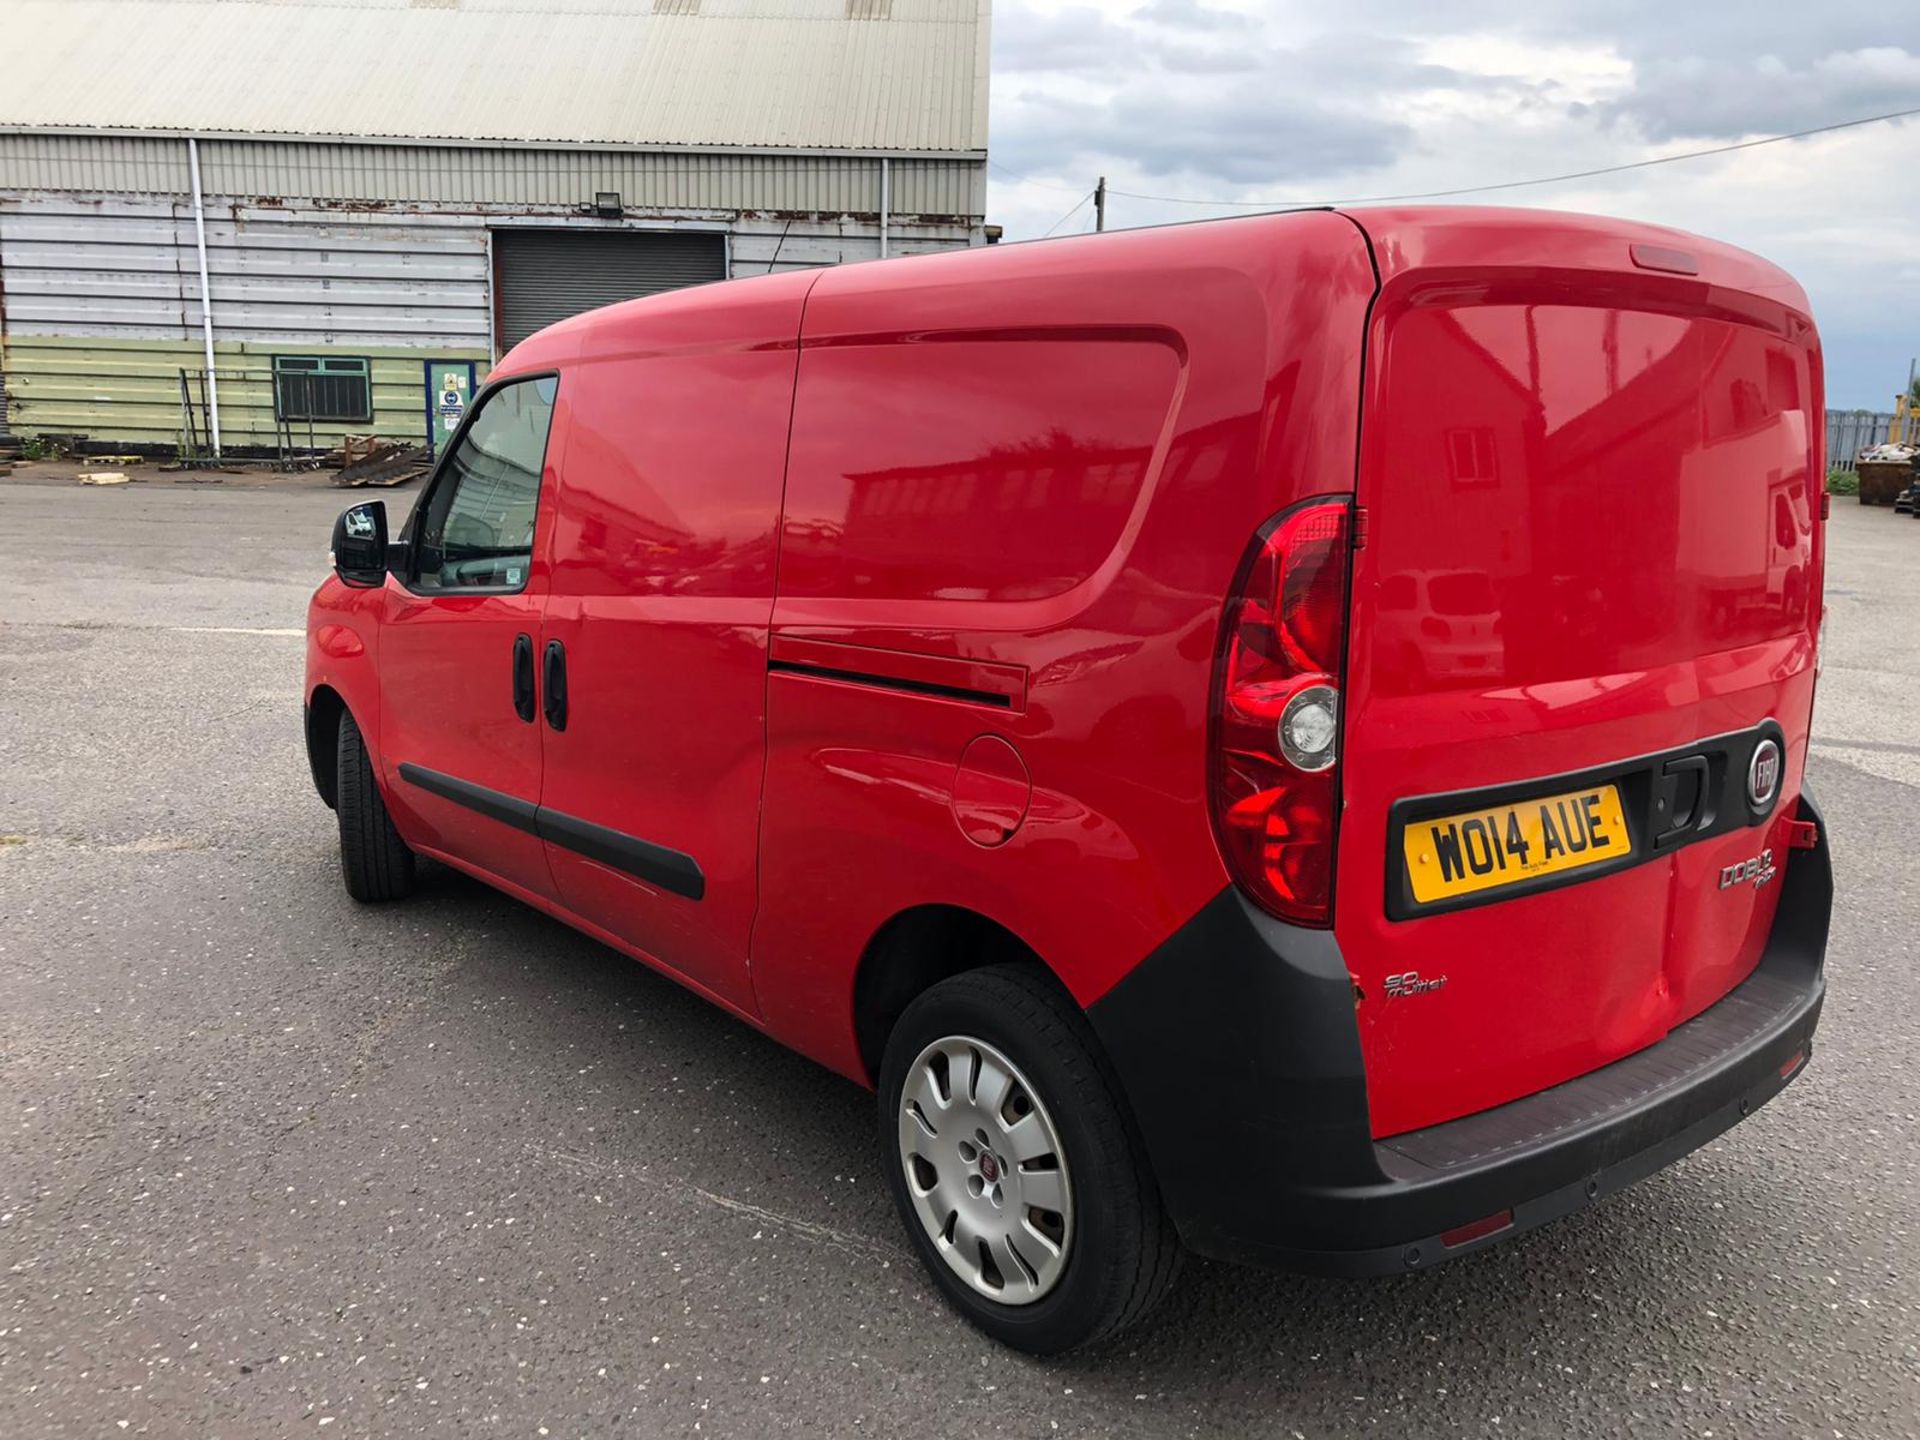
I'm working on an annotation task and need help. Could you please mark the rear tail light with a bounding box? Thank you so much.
[1209,497,1354,926]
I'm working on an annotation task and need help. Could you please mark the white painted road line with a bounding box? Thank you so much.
[169,626,305,636]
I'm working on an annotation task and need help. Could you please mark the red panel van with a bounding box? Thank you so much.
[305,208,1830,1354]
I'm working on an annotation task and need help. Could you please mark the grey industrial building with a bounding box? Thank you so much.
[0,0,992,455]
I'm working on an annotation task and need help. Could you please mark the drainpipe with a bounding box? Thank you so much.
[187,136,222,459]
[878,156,890,260]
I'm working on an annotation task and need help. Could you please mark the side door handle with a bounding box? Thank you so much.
[542,639,568,732]
[512,633,536,723]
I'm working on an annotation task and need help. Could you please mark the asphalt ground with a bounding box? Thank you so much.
[1,475,1916,1438]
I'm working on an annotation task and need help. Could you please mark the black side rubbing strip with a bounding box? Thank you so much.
[766,658,1014,709]
[398,763,540,835]
[396,763,705,901]
[535,808,706,901]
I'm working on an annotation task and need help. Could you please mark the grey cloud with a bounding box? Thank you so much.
[986,0,1920,410]
[1131,0,1257,32]
[989,0,1914,195]
[991,14,1533,191]
[996,79,1411,185]
[1278,31,1479,94]
[994,5,1140,77]
[1327,0,1889,58]
[1589,48,1920,142]
[1153,39,1265,74]
[994,0,1270,77]
[1326,0,1914,140]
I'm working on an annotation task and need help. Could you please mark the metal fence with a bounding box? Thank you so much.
[1827,409,1907,468]
[178,366,329,468]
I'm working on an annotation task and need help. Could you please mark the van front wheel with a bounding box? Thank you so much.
[334,710,416,903]
[877,964,1181,1353]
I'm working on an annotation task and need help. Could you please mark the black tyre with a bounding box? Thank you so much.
[878,964,1182,1354]
[335,709,416,903]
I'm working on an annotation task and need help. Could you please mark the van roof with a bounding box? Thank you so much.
[496,205,1809,373]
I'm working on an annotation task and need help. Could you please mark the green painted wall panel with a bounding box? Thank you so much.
[1,335,491,450]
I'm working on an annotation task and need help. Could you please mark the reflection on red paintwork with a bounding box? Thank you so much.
[779,339,1183,604]
[313,622,364,659]
[1340,210,1822,1137]
[303,206,1825,1145]
[750,214,1378,1068]
[1364,303,1814,701]
[533,272,815,1015]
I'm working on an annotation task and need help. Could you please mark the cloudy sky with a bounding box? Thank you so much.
[985,0,1920,408]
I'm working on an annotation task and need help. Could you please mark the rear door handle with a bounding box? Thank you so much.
[542,639,568,732]
[512,633,536,723]
[1654,755,1711,847]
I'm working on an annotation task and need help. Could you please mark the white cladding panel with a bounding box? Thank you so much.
[0,0,991,154]
[0,135,985,219]
[0,195,491,347]
[0,193,976,348]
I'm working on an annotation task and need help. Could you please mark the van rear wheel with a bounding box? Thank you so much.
[335,710,415,903]
[877,965,1181,1353]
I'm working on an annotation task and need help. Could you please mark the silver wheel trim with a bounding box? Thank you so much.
[897,1034,1074,1306]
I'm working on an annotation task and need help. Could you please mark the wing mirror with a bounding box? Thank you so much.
[331,501,393,587]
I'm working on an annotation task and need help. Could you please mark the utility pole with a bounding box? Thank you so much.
[1094,175,1107,232]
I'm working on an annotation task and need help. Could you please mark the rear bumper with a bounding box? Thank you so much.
[1087,789,1831,1276]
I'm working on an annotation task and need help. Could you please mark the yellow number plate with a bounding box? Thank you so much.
[1402,783,1631,906]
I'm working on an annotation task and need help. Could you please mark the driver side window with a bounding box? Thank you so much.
[413,375,559,592]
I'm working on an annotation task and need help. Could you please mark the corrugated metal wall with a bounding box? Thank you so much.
[0,194,975,444]
[728,213,974,274]
[3,335,486,447]
[1,194,492,346]
[0,132,985,445]
[0,133,191,194]
[0,190,972,335]
[0,133,986,219]
[0,0,991,155]
[0,193,498,444]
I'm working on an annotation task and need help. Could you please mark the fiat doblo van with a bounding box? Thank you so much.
[305,207,1831,1354]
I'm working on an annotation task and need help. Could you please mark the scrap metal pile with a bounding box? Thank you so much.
[328,435,431,488]
[1848,442,1918,514]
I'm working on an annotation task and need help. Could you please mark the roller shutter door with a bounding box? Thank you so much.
[494,229,727,348]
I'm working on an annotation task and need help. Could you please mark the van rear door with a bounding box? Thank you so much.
[1333,209,1823,1139]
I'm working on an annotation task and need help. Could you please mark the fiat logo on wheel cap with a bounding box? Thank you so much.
[1748,738,1781,810]
[979,1152,1000,1183]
